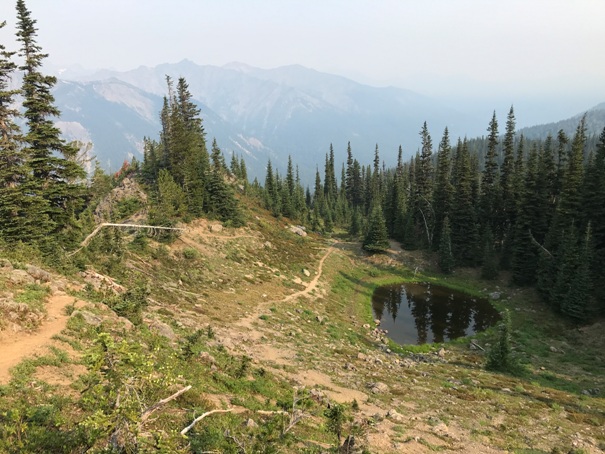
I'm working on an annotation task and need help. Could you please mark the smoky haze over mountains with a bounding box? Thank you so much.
[51,60,605,182]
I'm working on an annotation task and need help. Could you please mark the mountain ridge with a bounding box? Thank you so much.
[50,60,605,181]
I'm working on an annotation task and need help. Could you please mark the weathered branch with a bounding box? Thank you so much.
[140,385,191,426]
[470,341,485,351]
[181,409,235,435]
[528,229,553,258]
[67,223,185,257]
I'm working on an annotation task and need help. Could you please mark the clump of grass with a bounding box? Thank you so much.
[15,283,50,312]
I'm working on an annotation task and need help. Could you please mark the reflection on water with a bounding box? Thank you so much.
[372,282,500,345]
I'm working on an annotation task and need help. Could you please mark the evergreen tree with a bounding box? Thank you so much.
[480,226,499,280]
[349,206,362,237]
[480,111,500,238]
[486,310,516,373]
[438,216,454,274]
[149,169,186,226]
[206,139,244,225]
[0,20,44,242]
[264,159,280,216]
[414,122,434,248]
[433,128,454,247]
[363,204,389,253]
[500,107,517,248]
[585,127,605,310]
[511,145,540,286]
[345,141,354,204]
[16,0,86,240]
[558,116,586,226]
[560,224,593,321]
[450,139,480,266]
[176,77,209,215]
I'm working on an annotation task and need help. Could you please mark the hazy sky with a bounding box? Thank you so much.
[1,0,604,111]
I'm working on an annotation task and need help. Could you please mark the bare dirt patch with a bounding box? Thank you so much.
[0,292,84,384]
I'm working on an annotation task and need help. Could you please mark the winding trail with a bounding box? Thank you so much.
[234,243,336,332]
[0,294,80,384]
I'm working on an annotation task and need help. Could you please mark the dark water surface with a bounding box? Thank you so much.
[372,282,500,345]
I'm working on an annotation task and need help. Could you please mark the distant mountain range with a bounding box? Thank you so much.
[49,60,605,181]
[518,102,605,140]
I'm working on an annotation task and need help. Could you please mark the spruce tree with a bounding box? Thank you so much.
[264,160,280,216]
[499,106,517,261]
[433,128,454,247]
[560,224,593,321]
[481,226,499,280]
[486,310,516,373]
[363,204,389,253]
[0,20,45,242]
[16,0,86,241]
[438,216,454,274]
[450,139,480,266]
[206,139,244,226]
[415,122,434,249]
[585,127,605,310]
[480,111,500,238]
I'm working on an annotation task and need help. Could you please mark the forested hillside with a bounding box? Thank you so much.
[250,108,605,322]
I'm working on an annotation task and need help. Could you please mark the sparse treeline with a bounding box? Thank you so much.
[259,108,605,321]
[0,2,87,252]
[140,76,246,227]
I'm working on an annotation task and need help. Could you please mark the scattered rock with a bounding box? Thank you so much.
[199,351,217,365]
[362,323,371,329]
[245,418,258,429]
[93,176,147,223]
[374,319,381,325]
[147,319,176,340]
[71,310,103,326]
[210,223,223,233]
[357,352,367,361]
[289,225,307,237]
[489,292,501,300]
[437,347,446,358]
[582,388,601,396]
[9,270,35,285]
[0,258,13,269]
[117,316,134,330]
[263,241,273,249]
[344,362,356,371]
[26,265,52,283]
[315,315,325,323]
[302,269,311,277]
[309,388,327,403]
[368,382,389,394]
[387,409,405,422]
[549,346,558,353]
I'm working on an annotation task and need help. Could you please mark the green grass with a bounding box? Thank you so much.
[15,283,50,312]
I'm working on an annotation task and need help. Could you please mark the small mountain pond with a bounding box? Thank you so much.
[371,282,500,345]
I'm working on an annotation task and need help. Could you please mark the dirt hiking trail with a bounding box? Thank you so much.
[0,293,80,384]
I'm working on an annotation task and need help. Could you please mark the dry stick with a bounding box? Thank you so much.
[67,223,185,257]
[528,229,553,258]
[470,341,485,351]
[181,409,235,435]
[140,385,192,426]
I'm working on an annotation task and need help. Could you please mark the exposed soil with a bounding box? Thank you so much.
[0,293,83,384]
